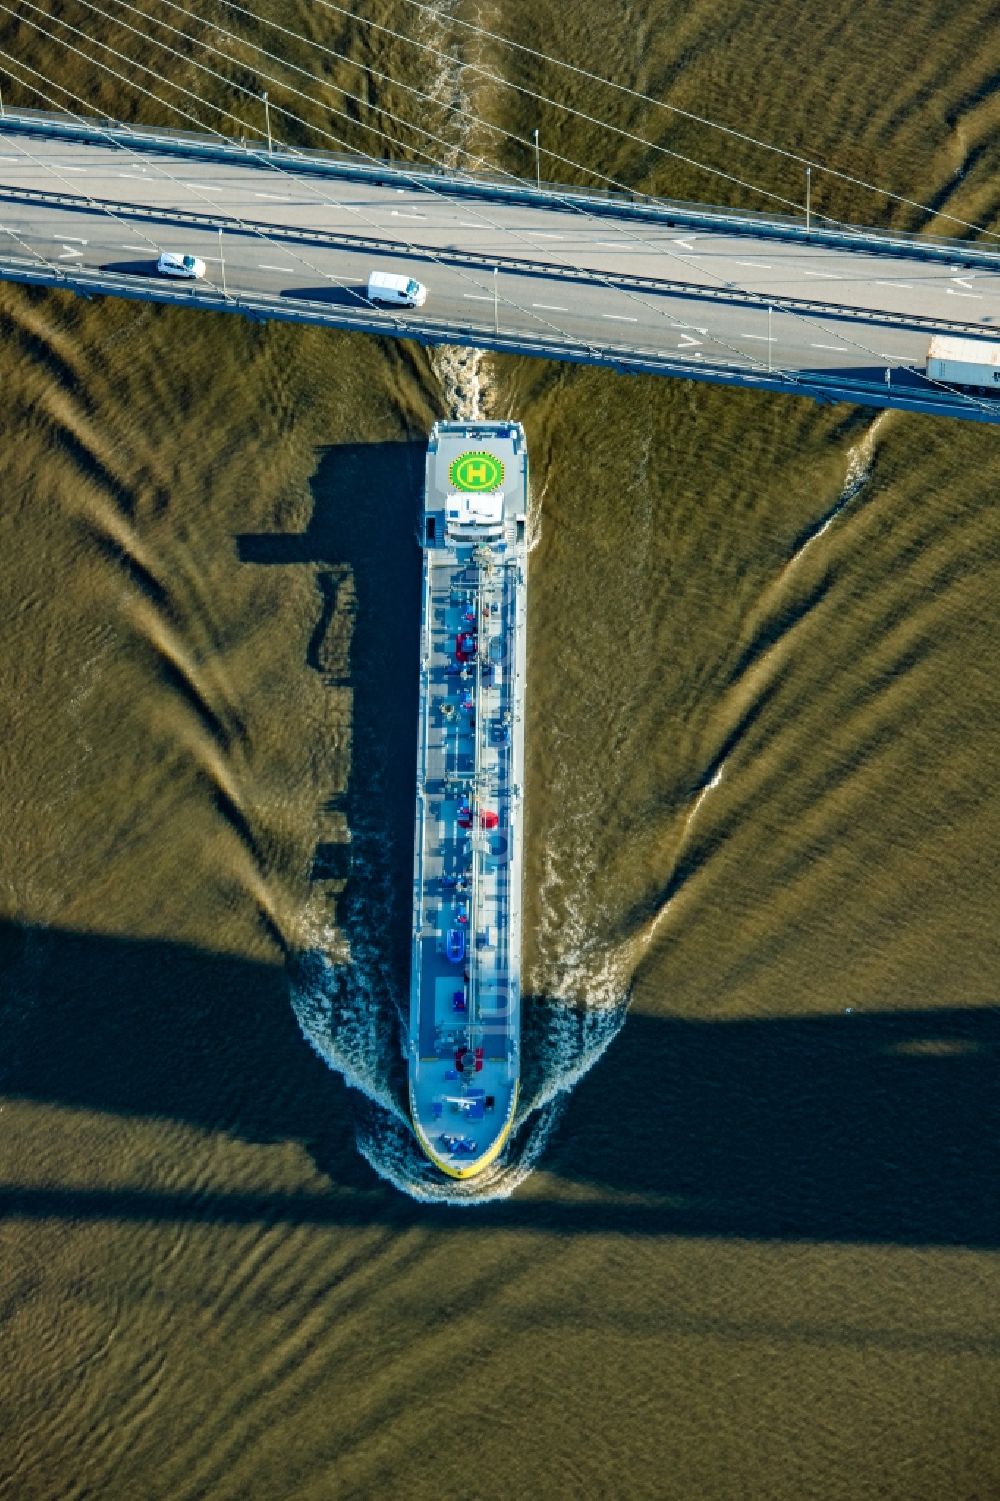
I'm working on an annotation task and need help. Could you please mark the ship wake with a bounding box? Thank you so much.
[288,775,630,1202]
[289,941,628,1203]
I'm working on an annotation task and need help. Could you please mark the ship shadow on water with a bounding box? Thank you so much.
[237,436,425,971]
[239,439,426,1136]
[1,912,997,1245]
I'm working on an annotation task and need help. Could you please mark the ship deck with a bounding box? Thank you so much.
[408,423,527,1178]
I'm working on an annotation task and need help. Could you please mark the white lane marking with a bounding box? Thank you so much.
[391,210,426,219]
[258,264,295,271]
[59,165,85,172]
[58,244,84,259]
[595,240,630,246]
[118,172,146,179]
[463,293,492,301]
[876,280,911,289]
[802,269,842,278]
[743,333,775,341]
[811,342,848,351]
[952,276,976,288]
[458,221,483,228]
[533,232,563,238]
[602,313,638,321]
[735,260,772,268]
[121,243,150,251]
[254,191,290,200]
[0,155,20,162]
[61,236,87,244]
[677,334,702,347]
[672,238,696,250]
[946,289,983,299]
[532,303,568,311]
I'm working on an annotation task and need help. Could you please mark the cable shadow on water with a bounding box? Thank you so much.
[1,916,997,1244]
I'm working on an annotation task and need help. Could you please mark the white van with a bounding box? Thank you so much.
[366,270,427,308]
[157,251,206,280]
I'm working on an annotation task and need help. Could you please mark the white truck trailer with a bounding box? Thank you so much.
[926,335,1000,391]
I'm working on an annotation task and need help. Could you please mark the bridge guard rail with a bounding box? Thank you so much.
[3,107,1000,272]
[1,257,997,428]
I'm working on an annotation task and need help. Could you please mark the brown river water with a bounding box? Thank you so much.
[0,2,997,1497]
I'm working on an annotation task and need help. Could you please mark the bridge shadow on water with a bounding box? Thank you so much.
[1,915,996,1245]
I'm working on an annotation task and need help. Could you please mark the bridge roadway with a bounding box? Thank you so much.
[2,122,1000,423]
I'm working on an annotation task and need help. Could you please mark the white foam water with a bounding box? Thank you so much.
[290,945,407,1126]
[289,827,631,1201]
[786,408,891,571]
[416,0,496,425]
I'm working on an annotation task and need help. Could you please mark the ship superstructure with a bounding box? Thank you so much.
[408,421,529,1178]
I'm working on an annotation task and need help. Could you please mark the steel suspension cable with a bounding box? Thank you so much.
[107,0,993,405]
[0,5,991,413]
[387,0,1000,243]
[24,0,793,373]
[0,9,633,363]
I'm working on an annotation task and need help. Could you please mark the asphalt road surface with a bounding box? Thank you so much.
[1,128,998,395]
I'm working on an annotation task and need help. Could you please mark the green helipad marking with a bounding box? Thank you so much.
[449,450,504,492]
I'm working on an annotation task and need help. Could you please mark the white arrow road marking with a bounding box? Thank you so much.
[58,244,84,258]
[672,238,696,250]
[951,276,976,288]
[677,333,702,346]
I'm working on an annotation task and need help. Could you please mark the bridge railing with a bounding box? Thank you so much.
[4,106,1000,273]
[2,252,996,428]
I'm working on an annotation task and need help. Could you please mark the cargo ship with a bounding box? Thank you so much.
[407,421,529,1178]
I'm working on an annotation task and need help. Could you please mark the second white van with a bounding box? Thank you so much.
[367,270,428,308]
